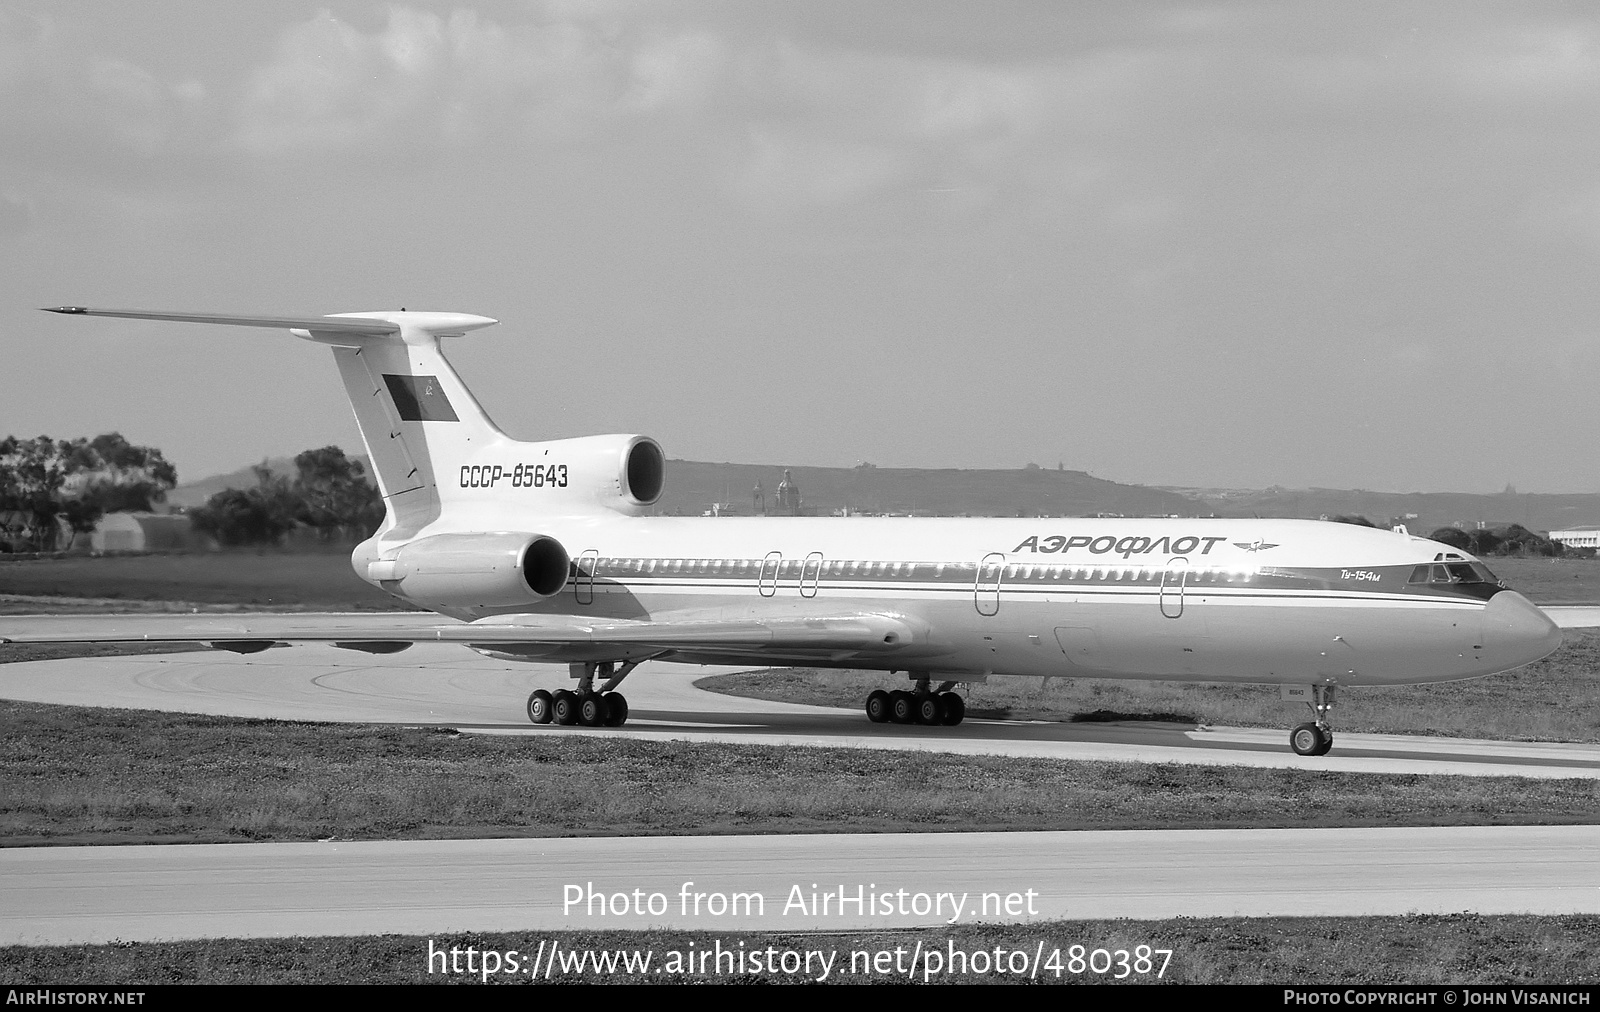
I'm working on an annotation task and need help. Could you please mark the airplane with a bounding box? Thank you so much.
[2,307,1566,757]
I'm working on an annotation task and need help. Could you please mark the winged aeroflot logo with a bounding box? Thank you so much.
[1234,540,1280,552]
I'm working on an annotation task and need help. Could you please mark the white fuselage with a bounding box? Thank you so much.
[369,513,1562,688]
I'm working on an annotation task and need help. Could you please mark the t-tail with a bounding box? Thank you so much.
[40,307,666,565]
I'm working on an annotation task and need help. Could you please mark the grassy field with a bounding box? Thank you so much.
[3,699,1598,847]
[698,628,1600,743]
[1489,556,1600,602]
[4,914,1598,984]
[0,551,405,610]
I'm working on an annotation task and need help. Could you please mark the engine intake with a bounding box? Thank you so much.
[624,438,665,505]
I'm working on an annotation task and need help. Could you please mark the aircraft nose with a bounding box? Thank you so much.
[1481,590,1563,669]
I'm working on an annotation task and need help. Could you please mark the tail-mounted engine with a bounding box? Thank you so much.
[365,532,569,609]
[564,434,663,514]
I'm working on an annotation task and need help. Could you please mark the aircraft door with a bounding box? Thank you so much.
[975,552,1005,617]
[758,551,782,597]
[800,552,823,598]
[575,549,599,606]
[1160,556,1188,619]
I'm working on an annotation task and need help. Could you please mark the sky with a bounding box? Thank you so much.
[5,1,1600,494]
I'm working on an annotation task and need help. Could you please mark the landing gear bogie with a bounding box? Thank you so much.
[527,659,643,729]
[866,677,965,729]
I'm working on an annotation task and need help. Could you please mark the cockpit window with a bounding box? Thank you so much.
[1411,562,1500,586]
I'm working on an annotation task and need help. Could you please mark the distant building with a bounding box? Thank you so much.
[775,469,802,516]
[90,512,211,553]
[1550,526,1600,550]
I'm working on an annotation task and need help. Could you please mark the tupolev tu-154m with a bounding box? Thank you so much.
[3,307,1564,756]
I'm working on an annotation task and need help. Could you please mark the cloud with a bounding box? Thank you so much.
[0,11,216,178]
[1519,188,1600,248]
[728,128,916,206]
[18,3,1600,222]
[1439,25,1600,99]
[0,6,1189,213]
[225,7,1166,208]
[231,8,646,155]
[0,193,33,236]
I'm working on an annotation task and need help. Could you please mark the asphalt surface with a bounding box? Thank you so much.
[4,621,1600,949]
[1,641,1598,778]
[5,826,1600,945]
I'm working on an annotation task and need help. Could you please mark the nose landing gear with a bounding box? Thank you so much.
[1289,684,1336,756]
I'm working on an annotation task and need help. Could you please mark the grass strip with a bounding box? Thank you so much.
[4,915,1599,984]
[3,700,1599,847]
[0,552,405,610]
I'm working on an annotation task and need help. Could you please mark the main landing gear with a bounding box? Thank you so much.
[1289,684,1336,756]
[864,675,966,727]
[527,660,638,728]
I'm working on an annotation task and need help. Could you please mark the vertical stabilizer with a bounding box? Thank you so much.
[307,312,507,542]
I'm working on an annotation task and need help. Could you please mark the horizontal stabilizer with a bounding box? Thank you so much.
[41,307,400,336]
[45,304,507,535]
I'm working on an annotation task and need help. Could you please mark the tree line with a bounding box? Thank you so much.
[189,447,383,546]
[1328,515,1567,556]
[1,435,381,551]
[0,433,177,551]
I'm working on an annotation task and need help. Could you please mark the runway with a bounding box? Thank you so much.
[1547,605,1600,629]
[5,825,1600,945]
[1,640,1598,778]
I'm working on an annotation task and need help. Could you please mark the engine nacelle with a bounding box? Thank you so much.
[544,433,665,515]
[366,532,569,609]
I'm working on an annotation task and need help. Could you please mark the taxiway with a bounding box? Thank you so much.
[5,825,1600,945]
[0,639,1597,778]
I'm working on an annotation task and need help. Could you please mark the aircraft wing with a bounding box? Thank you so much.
[0,611,926,658]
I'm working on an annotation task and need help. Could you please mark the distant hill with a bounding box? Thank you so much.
[658,461,1198,517]
[166,455,374,511]
[168,455,1600,533]
[1178,486,1600,537]
[166,457,300,510]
